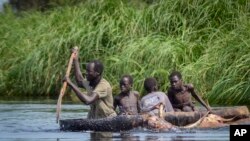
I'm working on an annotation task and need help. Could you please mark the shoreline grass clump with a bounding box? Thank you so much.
[0,0,249,105]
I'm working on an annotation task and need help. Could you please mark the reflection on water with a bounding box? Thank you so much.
[0,101,229,141]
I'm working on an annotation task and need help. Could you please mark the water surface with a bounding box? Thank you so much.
[0,101,229,141]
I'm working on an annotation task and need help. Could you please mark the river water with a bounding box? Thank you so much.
[0,100,229,141]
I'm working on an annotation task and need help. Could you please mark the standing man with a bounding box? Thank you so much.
[64,48,116,139]
[64,48,117,119]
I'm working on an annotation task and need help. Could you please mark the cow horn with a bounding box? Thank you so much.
[181,111,210,128]
[220,116,236,122]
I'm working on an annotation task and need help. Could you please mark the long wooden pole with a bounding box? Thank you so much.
[56,47,78,123]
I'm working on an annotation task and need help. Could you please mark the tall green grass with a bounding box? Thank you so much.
[0,0,249,105]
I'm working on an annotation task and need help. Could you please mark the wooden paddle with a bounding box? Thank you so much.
[56,46,78,123]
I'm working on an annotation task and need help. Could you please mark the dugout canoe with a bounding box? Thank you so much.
[59,106,250,131]
[165,106,250,126]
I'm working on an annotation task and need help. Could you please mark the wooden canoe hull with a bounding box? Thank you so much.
[60,115,144,132]
[165,106,250,126]
[59,106,250,131]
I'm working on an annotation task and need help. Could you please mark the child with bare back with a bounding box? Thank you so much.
[167,71,211,112]
[113,75,140,115]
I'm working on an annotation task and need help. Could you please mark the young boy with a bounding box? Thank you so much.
[113,74,140,115]
[167,71,211,112]
[140,77,174,116]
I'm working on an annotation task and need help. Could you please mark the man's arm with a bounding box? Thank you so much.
[65,76,98,105]
[134,91,141,113]
[71,48,91,93]
[187,84,211,111]
[166,90,175,107]
[73,54,85,88]
[113,96,118,111]
[164,94,174,112]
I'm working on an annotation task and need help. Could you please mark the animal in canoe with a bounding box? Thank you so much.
[146,112,235,131]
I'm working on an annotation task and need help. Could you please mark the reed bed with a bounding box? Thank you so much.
[0,0,249,105]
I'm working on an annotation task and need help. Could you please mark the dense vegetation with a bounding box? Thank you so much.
[0,0,249,105]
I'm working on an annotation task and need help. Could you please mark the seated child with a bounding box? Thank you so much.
[140,77,174,116]
[114,74,140,115]
[167,71,211,112]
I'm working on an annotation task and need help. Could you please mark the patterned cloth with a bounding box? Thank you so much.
[140,91,174,116]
